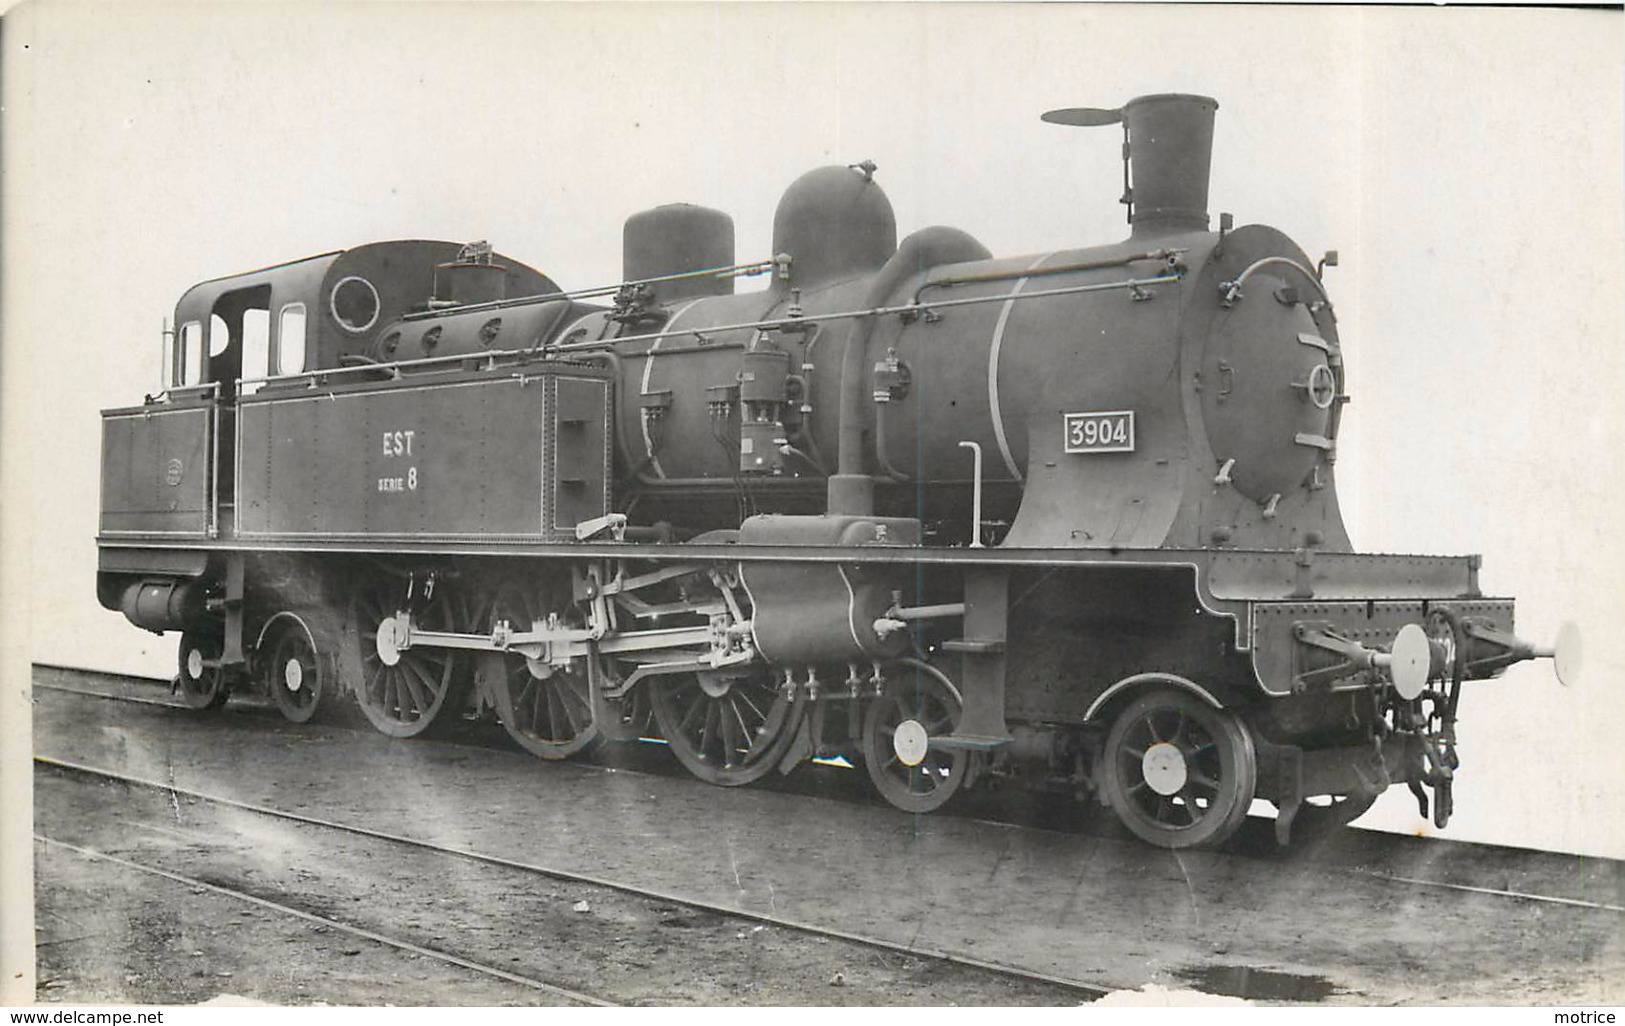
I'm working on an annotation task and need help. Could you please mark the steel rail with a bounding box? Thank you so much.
[34,754,1112,1001]
[1349,871,1625,914]
[34,832,617,1007]
[34,680,192,710]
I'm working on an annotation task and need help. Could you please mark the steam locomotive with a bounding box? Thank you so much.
[96,94,1573,849]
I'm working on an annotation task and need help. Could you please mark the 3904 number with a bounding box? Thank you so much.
[1063,411,1135,453]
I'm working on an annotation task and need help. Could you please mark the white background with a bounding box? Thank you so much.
[4,3,1622,861]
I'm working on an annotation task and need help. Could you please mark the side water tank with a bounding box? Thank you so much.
[771,166,896,289]
[623,204,736,304]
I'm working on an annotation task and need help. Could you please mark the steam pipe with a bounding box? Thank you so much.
[829,226,993,515]
[959,440,984,547]
[400,258,778,322]
[911,249,1182,304]
[545,274,1174,357]
[871,399,910,484]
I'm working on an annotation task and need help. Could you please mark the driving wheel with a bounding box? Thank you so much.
[348,575,470,738]
[485,583,600,760]
[650,671,798,786]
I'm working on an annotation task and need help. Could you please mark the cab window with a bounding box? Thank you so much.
[277,303,307,375]
[209,314,231,357]
[240,308,270,395]
[177,321,203,386]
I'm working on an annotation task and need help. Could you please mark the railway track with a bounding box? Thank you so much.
[34,679,210,711]
[31,667,1625,1004]
[34,674,1625,919]
[35,833,613,1006]
[34,755,1110,1005]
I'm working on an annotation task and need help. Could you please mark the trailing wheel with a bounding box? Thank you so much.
[861,659,968,814]
[650,671,797,786]
[176,621,229,710]
[264,616,324,724]
[1100,687,1256,849]
[485,583,600,760]
[348,575,470,738]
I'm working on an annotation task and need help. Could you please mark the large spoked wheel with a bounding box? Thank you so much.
[861,660,969,814]
[265,617,324,724]
[176,622,229,710]
[1100,687,1257,849]
[348,577,469,738]
[650,671,797,786]
[486,584,600,761]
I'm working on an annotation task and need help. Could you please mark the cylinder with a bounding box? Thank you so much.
[1124,93,1218,236]
[623,204,736,304]
[737,515,920,663]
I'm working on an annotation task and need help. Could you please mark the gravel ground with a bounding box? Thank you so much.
[34,765,1093,1006]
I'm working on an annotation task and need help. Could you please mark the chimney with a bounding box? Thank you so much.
[1122,93,1218,237]
[1042,92,1219,238]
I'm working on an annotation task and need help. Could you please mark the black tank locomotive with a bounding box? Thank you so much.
[96,94,1571,849]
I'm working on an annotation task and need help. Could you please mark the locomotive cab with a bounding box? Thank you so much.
[97,241,564,613]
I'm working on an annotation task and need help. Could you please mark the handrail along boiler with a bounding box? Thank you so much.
[96,94,1574,848]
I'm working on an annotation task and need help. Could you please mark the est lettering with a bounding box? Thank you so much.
[382,430,416,457]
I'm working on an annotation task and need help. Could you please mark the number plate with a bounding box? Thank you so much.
[1063,410,1135,453]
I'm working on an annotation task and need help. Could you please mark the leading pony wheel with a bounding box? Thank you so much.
[1100,687,1256,849]
[861,660,968,814]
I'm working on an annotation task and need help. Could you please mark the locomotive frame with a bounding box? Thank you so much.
[95,93,1569,850]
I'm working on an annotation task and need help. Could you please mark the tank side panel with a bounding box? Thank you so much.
[235,372,605,542]
[98,403,213,537]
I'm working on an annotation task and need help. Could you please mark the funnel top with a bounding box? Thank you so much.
[1041,93,1218,129]
[1126,92,1218,112]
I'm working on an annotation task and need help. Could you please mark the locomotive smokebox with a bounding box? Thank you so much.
[1122,93,1218,236]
